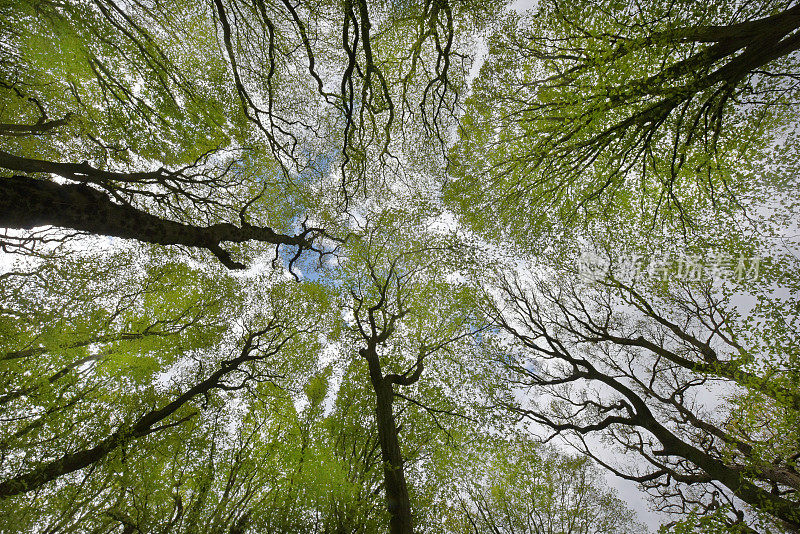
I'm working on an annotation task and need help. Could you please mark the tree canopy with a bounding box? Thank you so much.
[1,0,798,533]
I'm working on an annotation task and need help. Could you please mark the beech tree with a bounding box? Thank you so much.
[448,0,800,237]
[1,0,332,269]
[483,249,800,532]
[444,1,800,532]
[339,209,484,534]
[0,261,327,501]
[3,0,799,532]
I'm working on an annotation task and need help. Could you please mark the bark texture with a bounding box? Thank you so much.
[362,347,414,534]
[0,175,314,269]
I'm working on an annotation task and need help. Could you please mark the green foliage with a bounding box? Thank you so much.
[446,0,800,246]
[660,506,783,534]
[441,434,644,534]
[1,0,239,163]
[2,0,799,532]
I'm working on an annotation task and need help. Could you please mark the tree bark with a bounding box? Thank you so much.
[0,175,313,269]
[363,348,414,534]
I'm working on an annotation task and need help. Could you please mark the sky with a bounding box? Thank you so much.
[5,1,795,530]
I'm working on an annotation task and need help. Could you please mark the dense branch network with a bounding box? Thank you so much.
[0,321,298,499]
[489,273,800,530]
[348,244,477,534]
[451,1,800,231]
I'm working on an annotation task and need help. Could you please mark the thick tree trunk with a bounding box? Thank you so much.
[0,175,312,269]
[364,350,414,534]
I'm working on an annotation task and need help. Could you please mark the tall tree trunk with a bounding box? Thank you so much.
[0,175,314,269]
[364,350,414,534]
